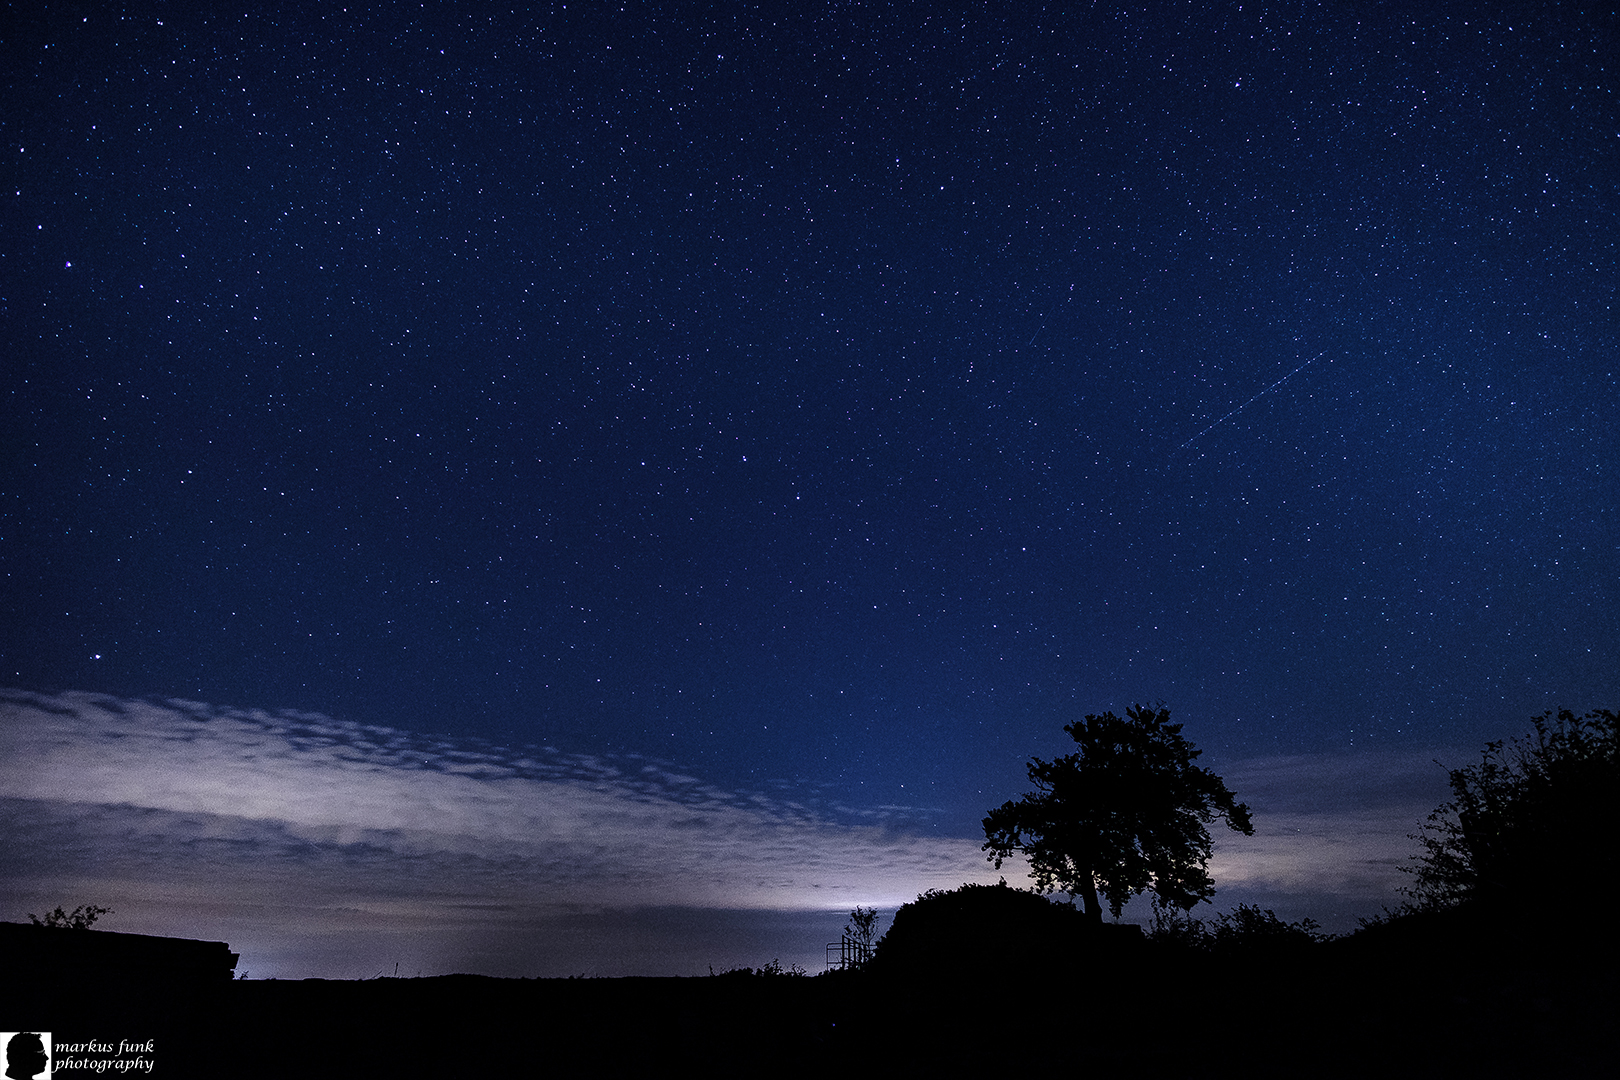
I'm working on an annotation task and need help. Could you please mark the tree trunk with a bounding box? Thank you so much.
[1077,867,1103,923]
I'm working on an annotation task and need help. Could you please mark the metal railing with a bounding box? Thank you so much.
[825,933,874,970]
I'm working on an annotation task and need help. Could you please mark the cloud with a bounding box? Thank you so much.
[1204,751,1451,900]
[0,690,1009,920]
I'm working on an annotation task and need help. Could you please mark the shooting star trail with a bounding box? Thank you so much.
[1176,352,1327,452]
[1028,284,1074,346]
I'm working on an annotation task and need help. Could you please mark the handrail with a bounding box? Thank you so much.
[825,933,874,970]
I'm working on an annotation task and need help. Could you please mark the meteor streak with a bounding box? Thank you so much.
[1176,352,1327,452]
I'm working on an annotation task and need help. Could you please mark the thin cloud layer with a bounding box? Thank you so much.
[1207,752,1448,899]
[0,690,1007,915]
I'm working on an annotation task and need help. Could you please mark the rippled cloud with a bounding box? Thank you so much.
[0,690,1006,908]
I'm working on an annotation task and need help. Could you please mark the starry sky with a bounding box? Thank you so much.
[3,2,1617,977]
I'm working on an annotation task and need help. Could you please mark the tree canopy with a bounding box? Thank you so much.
[982,705,1253,921]
[1406,707,1617,910]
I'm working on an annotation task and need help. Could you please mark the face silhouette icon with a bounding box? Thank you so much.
[4,1033,47,1080]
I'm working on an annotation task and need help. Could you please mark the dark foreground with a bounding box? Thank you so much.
[2,913,1611,1078]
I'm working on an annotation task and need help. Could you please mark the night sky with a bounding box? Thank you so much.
[3,2,1617,977]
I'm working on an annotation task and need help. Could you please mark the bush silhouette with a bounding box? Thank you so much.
[869,881,1138,979]
[1147,899,1325,953]
[27,904,111,930]
[1208,904,1326,951]
[1406,708,1617,911]
[711,958,806,978]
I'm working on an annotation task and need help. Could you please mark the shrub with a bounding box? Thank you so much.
[27,904,112,930]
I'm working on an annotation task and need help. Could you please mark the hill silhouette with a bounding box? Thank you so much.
[0,897,1609,1077]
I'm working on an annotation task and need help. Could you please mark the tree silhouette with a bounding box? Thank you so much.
[983,705,1253,922]
[1406,707,1617,910]
[843,906,879,967]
